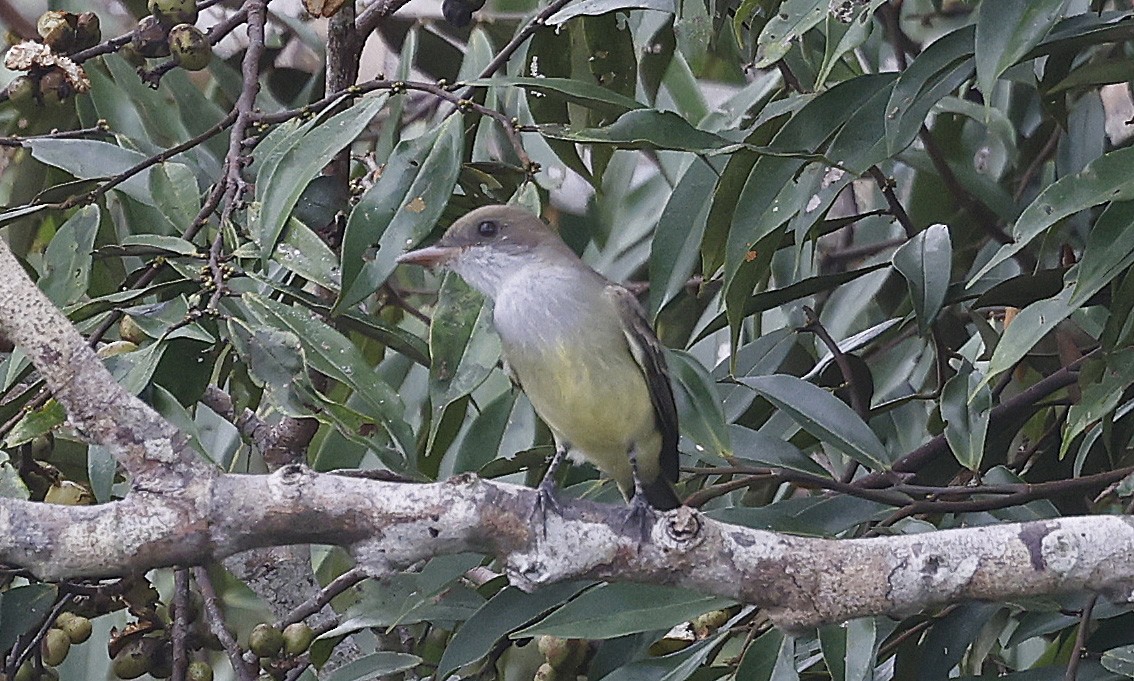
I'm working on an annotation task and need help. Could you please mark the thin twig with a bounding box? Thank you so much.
[193,566,257,681]
[1064,594,1098,681]
[867,166,916,237]
[277,567,368,628]
[464,0,576,83]
[171,569,190,681]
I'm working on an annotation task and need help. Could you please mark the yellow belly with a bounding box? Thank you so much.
[508,342,660,489]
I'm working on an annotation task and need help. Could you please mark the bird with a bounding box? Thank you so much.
[396,204,681,521]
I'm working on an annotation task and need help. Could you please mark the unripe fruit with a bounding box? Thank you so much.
[37,68,72,107]
[55,612,93,644]
[691,609,730,638]
[186,662,213,681]
[37,11,76,53]
[74,12,102,51]
[168,24,211,71]
[39,669,59,681]
[281,623,314,656]
[12,662,33,681]
[5,76,37,111]
[248,623,283,658]
[41,628,71,667]
[119,316,147,344]
[533,662,559,681]
[537,637,571,670]
[148,0,198,26]
[97,340,138,358]
[132,16,170,58]
[119,44,147,68]
[112,638,154,680]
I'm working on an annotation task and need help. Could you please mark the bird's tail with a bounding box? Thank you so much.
[639,477,681,510]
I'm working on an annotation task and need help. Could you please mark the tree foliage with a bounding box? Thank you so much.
[2,0,1134,679]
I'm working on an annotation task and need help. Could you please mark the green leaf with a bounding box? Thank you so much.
[601,632,727,681]
[242,294,411,453]
[1101,644,1134,678]
[972,146,1134,284]
[694,264,888,344]
[668,349,729,458]
[512,584,735,639]
[975,0,1071,96]
[0,584,57,654]
[538,110,734,152]
[940,360,990,471]
[1061,350,1134,459]
[980,283,1077,390]
[649,158,716,317]
[323,653,422,681]
[39,205,99,307]
[727,74,890,292]
[462,77,644,115]
[735,628,793,681]
[337,116,464,312]
[253,278,430,366]
[729,425,830,477]
[427,274,498,452]
[88,444,117,503]
[892,224,952,334]
[254,94,388,259]
[1074,200,1134,304]
[96,234,202,259]
[0,452,28,500]
[754,0,827,68]
[436,582,595,679]
[149,161,201,229]
[3,400,66,448]
[740,374,891,470]
[454,390,516,474]
[546,0,673,24]
[27,140,153,205]
[885,26,975,156]
[274,217,343,292]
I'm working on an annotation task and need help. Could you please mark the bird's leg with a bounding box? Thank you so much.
[621,446,655,545]
[531,444,568,532]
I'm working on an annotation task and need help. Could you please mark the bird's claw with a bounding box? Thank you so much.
[621,494,656,547]
[530,481,563,537]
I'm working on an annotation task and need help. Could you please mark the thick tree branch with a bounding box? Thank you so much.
[3,471,1134,632]
[0,232,207,487]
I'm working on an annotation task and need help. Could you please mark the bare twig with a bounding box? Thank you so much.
[1064,594,1098,681]
[194,567,257,681]
[277,567,368,628]
[170,569,190,681]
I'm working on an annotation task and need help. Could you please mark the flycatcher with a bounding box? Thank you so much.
[397,204,681,514]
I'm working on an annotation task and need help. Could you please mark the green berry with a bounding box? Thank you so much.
[132,15,170,58]
[167,24,211,71]
[148,0,198,26]
[248,623,283,658]
[5,76,38,112]
[186,662,213,681]
[55,612,93,644]
[40,628,71,667]
[281,623,315,656]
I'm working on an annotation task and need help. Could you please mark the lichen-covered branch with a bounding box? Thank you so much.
[2,469,1133,632]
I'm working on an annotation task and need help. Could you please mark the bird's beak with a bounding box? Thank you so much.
[396,244,460,268]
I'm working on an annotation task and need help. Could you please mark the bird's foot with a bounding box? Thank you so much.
[620,494,656,548]
[530,480,564,538]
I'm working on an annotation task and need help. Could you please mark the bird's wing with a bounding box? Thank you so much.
[605,285,680,484]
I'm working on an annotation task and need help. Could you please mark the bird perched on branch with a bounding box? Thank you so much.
[397,204,681,523]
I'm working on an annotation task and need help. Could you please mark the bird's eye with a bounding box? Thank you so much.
[477,220,499,237]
